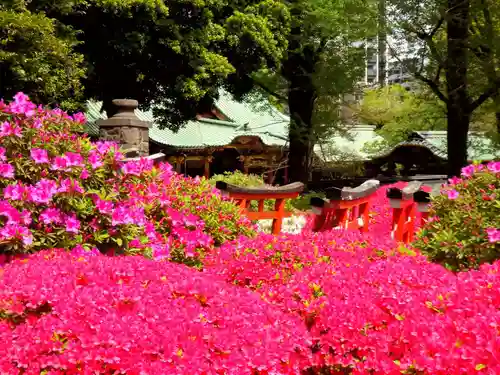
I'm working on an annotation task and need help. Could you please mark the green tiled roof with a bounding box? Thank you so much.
[372,131,500,162]
[413,131,500,161]
[314,125,384,161]
[84,90,289,148]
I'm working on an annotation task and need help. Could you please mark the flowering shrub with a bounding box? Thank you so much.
[415,162,500,271]
[0,250,311,374]
[205,230,500,374]
[0,93,253,263]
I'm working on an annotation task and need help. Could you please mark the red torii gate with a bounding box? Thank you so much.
[308,180,380,232]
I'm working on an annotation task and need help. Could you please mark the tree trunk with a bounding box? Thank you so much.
[493,92,500,135]
[287,85,316,183]
[446,0,470,178]
[377,0,387,86]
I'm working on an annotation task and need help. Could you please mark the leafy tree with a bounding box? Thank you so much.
[386,0,500,177]
[48,0,290,128]
[0,3,85,110]
[243,0,377,183]
[1,0,290,125]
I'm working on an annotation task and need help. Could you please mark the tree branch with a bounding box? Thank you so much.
[414,71,448,103]
[470,79,500,112]
[252,79,288,102]
[386,41,448,103]
[429,17,445,39]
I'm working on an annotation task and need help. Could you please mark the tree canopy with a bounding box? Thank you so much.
[386,0,500,175]
[1,0,291,128]
[247,0,378,182]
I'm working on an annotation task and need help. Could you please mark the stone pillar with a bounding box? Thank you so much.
[97,99,151,156]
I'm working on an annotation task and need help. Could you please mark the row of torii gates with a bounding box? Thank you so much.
[125,153,433,243]
[215,179,432,244]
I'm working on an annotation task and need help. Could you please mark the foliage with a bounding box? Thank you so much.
[204,185,500,374]
[247,0,377,182]
[0,5,85,111]
[0,250,311,374]
[1,0,290,122]
[354,85,446,153]
[386,0,500,175]
[209,170,266,189]
[0,93,254,265]
[415,162,500,271]
[354,84,500,156]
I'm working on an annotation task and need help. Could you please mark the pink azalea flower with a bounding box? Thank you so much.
[39,208,63,225]
[3,182,27,201]
[70,244,100,257]
[65,215,81,234]
[51,156,69,171]
[30,148,49,164]
[486,228,500,243]
[447,176,462,185]
[487,161,500,173]
[58,178,84,194]
[64,152,84,167]
[0,163,14,178]
[29,179,58,204]
[72,112,86,124]
[0,147,6,161]
[87,150,103,169]
[447,189,459,200]
[460,164,476,177]
[80,169,90,179]
[0,121,22,137]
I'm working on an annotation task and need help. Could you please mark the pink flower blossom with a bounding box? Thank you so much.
[87,150,103,169]
[447,176,462,185]
[0,121,22,137]
[0,163,14,178]
[461,164,475,178]
[30,148,49,164]
[70,244,99,257]
[64,151,84,167]
[487,161,500,173]
[65,215,81,233]
[50,156,69,171]
[72,112,86,124]
[58,178,84,194]
[39,208,63,224]
[486,228,500,243]
[3,182,28,200]
[29,178,58,204]
[447,189,459,200]
[80,168,90,179]
[0,147,6,161]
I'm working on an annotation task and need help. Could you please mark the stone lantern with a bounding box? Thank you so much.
[97,99,151,156]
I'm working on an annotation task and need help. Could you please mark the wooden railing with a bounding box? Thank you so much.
[308,180,380,232]
[215,181,305,235]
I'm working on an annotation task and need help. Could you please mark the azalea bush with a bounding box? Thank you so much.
[0,250,311,374]
[415,162,500,271]
[0,93,254,263]
[204,229,500,374]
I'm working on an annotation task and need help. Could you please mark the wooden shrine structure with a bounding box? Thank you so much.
[152,135,290,184]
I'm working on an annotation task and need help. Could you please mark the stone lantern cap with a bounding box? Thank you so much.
[97,99,151,128]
